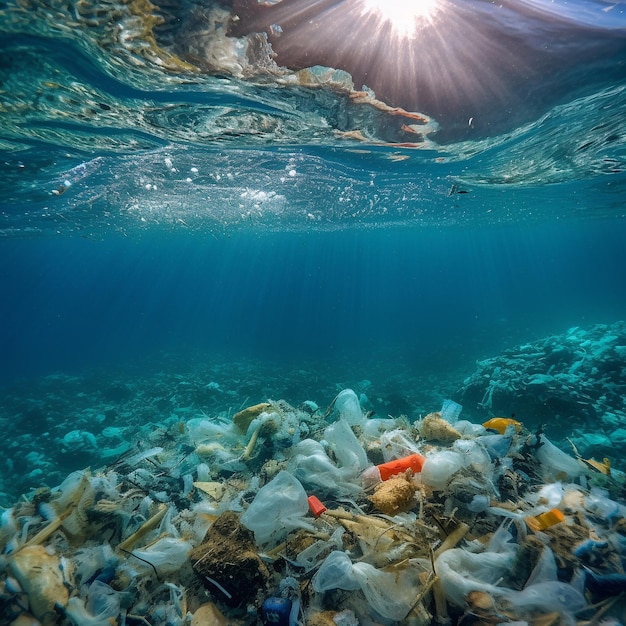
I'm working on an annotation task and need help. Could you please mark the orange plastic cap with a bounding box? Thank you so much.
[377,453,426,481]
[308,495,327,517]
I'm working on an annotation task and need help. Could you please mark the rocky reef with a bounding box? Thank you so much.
[456,321,626,461]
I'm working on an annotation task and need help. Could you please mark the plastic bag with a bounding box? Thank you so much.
[535,435,584,479]
[289,439,361,495]
[132,537,193,575]
[241,471,314,545]
[503,581,586,617]
[312,551,422,621]
[352,560,423,621]
[65,581,121,626]
[333,389,363,424]
[312,551,360,592]
[421,450,465,490]
[324,418,368,472]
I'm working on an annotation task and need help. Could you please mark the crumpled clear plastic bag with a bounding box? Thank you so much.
[312,551,422,621]
[333,389,364,424]
[312,551,360,592]
[421,450,466,490]
[65,580,121,626]
[324,418,368,472]
[241,471,314,545]
[131,536,193,574]
[289,439,361,495]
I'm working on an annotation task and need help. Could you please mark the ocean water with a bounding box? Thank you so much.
[1,0,626,510]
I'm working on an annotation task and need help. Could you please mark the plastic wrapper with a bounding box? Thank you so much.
[441,399,463,423]
[295,527,345,571]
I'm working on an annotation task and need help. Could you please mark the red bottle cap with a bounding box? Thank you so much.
[308,495,327,517]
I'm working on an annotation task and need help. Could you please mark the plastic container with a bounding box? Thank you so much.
[361,453,425,487]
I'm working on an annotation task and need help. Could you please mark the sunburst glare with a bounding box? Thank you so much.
[359,0,440,36]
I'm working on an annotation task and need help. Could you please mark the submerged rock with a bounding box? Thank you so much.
[456,322,626,446]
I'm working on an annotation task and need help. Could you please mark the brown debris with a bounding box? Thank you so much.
[191,511,270,607]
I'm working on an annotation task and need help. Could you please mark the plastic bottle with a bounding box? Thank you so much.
[361,453,425,487]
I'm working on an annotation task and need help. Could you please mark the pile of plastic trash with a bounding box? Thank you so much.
[2,389,626,626]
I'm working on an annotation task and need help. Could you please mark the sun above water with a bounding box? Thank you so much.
[359,0,440,37]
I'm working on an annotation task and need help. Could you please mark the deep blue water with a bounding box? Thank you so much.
[2,219,625,384]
